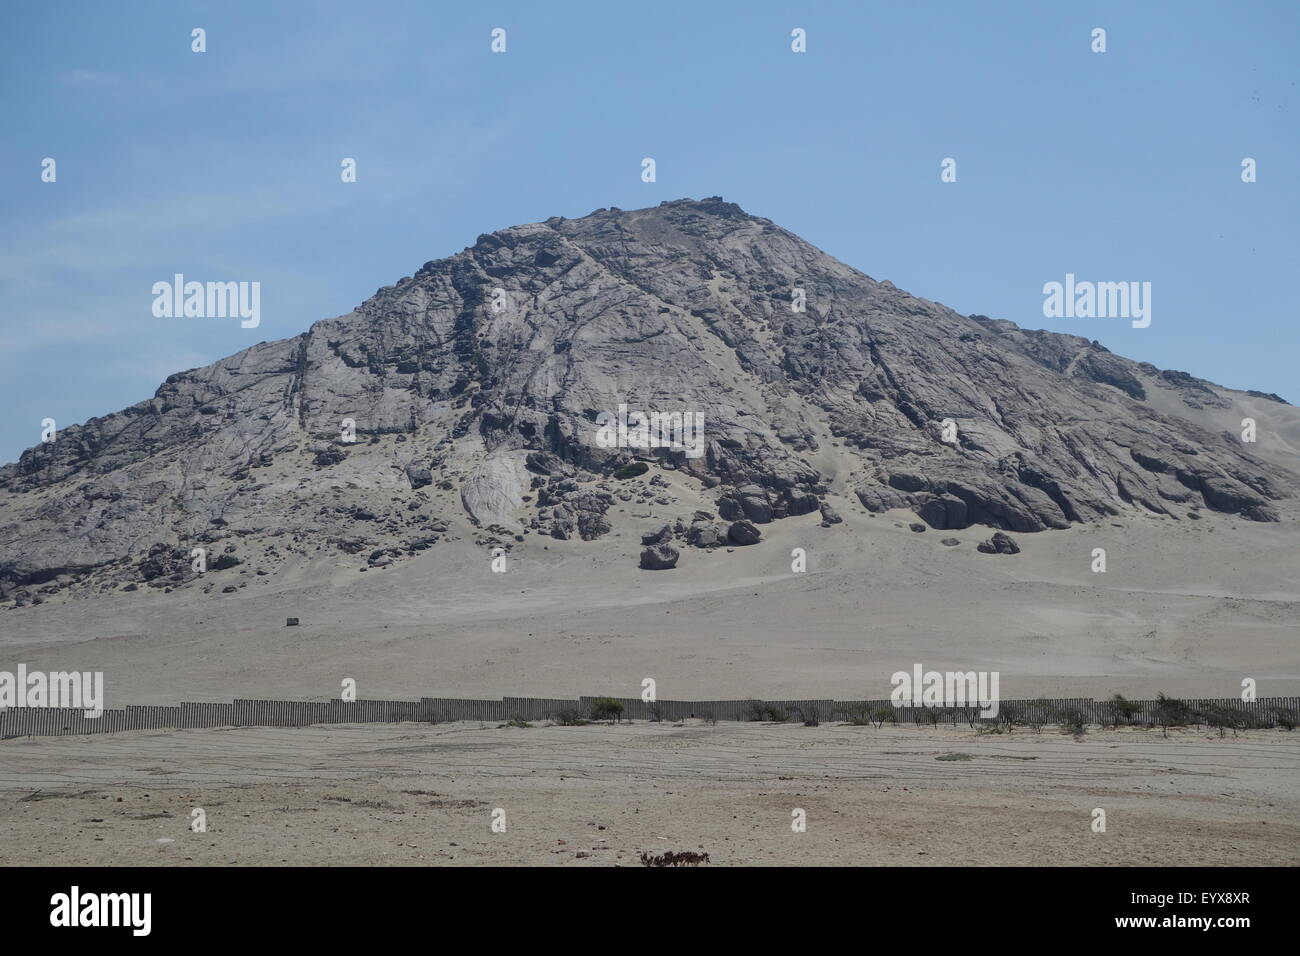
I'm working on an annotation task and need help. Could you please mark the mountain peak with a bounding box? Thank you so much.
[563,196,755,221]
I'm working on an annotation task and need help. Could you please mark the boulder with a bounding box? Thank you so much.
[737,485,774,523]
[687,520,724,548]
[785,487,820,516]
[639,544,679,570]
[460,453,529,526]
[976,532,1020,555]
[918,493,968,530]
[404,462,433,490]
[855,486,912,513]
[641,524,672,546]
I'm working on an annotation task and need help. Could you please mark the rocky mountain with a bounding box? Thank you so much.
[1,197,1295,604]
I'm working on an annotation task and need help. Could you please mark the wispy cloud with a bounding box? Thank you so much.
[57,68,119,87]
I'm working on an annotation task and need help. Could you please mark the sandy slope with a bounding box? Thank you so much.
[1,499,1297,705]
[1,721,1295,866]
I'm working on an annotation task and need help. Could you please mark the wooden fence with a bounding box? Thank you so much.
[1,695,1297,738]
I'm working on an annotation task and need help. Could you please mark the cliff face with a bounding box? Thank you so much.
[1,197,1293,601]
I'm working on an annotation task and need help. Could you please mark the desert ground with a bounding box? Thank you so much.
[4,453,1298,868]
[1,720,1296,866]
[3,501,1299,706]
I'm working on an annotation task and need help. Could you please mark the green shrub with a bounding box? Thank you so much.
[1195,702,1234,736]
[1195,702,1272,735]
[1154,693,1190,736]
[743,699,789,722]
[997,702,1024,733]
[554,708,589,726]
[1104,694,1140,728]
[1055,706,1087,736]
[590,697,625,722]
[838,704,872,726]
[613,461,649,479]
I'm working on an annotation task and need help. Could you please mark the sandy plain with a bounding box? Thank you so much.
[1,720,1296,866]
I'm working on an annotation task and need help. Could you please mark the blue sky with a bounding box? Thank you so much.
[2,0,1297,464]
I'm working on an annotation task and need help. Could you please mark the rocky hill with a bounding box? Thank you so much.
[1,197,1294,605]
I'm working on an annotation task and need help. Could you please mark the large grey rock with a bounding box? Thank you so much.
[728,520,762,546]
[404,461,433,489]
[918,493,968,530]
[461,454,528,526]
[686,520,724,548]
[856,486,912,514]
[786,487,820,516]
[639,544,679,570]
[736,485,774,524]
[977,532,1021,555]
[641,524,672,546]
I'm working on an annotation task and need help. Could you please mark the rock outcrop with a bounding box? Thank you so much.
[460,453,529,527]
[977,532,1021,555]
